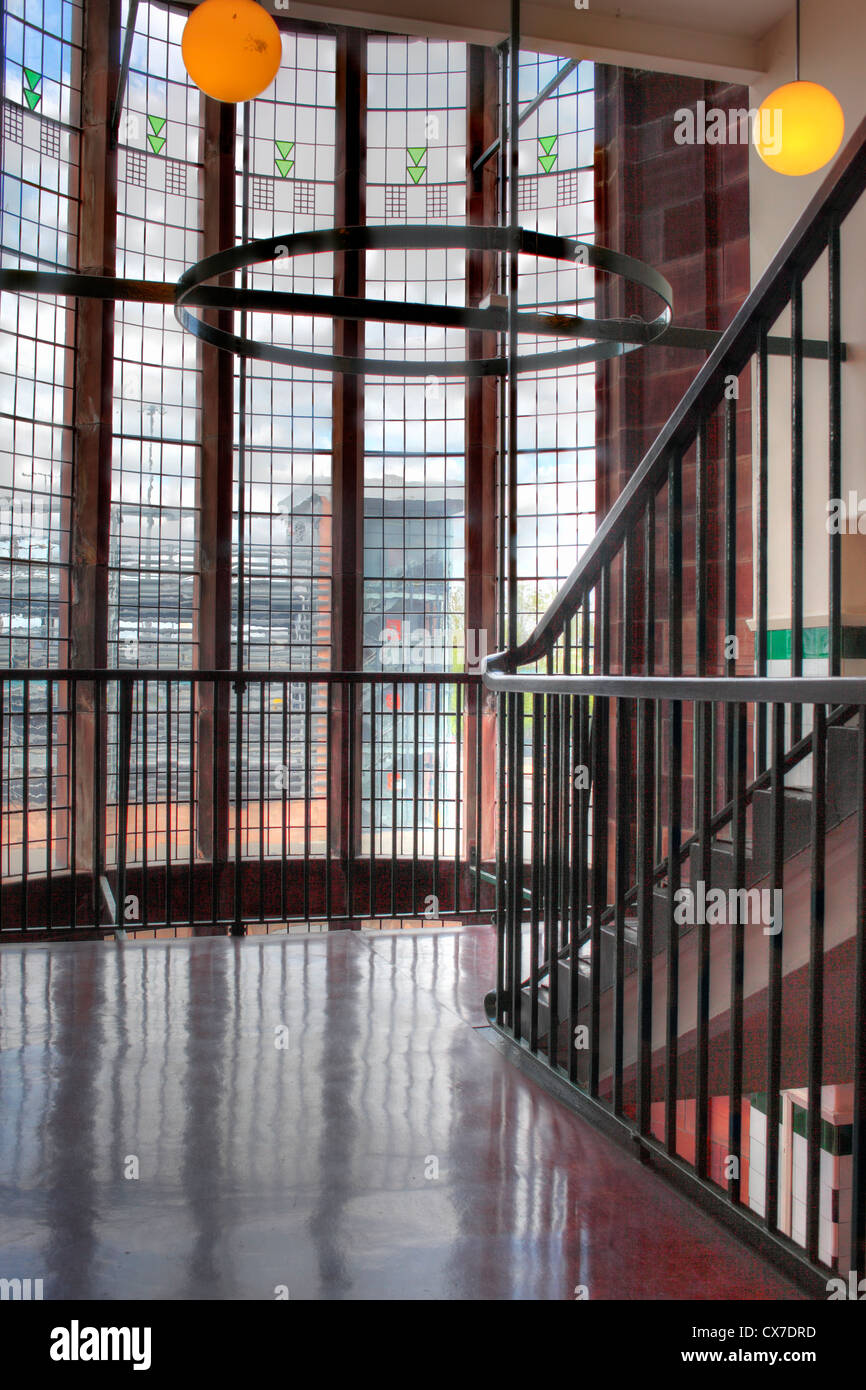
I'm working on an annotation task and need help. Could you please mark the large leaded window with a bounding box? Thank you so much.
[0,4,597,886]
[1,0,82,881]
[515,53,595,643]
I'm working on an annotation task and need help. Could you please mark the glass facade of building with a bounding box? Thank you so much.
[0,1,596,887]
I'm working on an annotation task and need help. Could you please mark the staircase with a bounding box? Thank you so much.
[482,114,866,1289]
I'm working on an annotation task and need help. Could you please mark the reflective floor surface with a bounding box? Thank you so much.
[0,927,803,1300]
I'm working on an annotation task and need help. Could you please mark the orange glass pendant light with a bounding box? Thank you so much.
[182,0,282,104]
[754,0,844,176]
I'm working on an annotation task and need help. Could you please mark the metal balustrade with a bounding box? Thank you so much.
[0,668,489,937]
[483,115,866,1290]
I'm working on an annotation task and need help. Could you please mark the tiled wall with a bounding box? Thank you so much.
[747,1094,853,1272]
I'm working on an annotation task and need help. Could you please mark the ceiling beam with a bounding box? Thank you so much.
[285,0,767,82]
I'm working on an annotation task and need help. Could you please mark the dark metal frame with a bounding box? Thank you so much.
[483,107,866,1290]
[173,223,673,376]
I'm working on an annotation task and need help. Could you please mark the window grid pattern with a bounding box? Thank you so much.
[518,175,538,212]
[232,33,337,860]
[107,0,203,870]
[292,178,315,215]
[364,37,468,855]
[0,0,83,880]
[3,101,23,144]
[514,56,596,646]
[250,174,274,211]
[384,184,406,219]
[425,184,448,219]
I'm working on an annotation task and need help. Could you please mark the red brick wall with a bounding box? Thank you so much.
[595,67,751,534]
[593,67,754,880]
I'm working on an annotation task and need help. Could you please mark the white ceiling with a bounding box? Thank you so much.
[291,0,796,80]
[541,0,793,43]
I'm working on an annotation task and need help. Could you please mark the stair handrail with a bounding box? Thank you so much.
[485,112,866,680]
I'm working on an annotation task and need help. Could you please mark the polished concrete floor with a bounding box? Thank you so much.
[0,927,803,1300]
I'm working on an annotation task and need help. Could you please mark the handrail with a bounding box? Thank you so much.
[485,112,866,677]
[0,668,482,684]
[483,673,866,702]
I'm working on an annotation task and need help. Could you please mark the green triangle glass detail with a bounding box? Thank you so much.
[147,115,166,135]
[23,68,42,91]
[275,140,294,159]
[23,89,41,111]
[538,135,557,155]
[147,134,166,155]
[538,153,557,173]
[407,164,426,184]
[407,146,426,166]
[275,158,294,178]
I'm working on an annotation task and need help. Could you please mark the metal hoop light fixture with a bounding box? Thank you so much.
[175,224,673,378]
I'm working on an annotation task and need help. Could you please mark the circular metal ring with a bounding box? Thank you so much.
[175,225,673,378]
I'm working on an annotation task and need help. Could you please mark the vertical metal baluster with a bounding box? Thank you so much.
[46,679,54,930]
[258,682,265,924]
[547,684,561,1070]
[165,681,172,934]
[724,394,737,802]
[391,680,398,920]
[495,683,506,1021]
[613,537,633,1114]
[644,493,661,871]
[117,677,132,939]
[791,275,804,744]
[665,453,683,1154]
[765,701,786,1231]
[694,697,713,1178]
[561,625,575,950]
[665,700,682,1156]
[828,221,842,678]
[22,680,30,930]
[325,681,333,923]
[569,602,589,1087]
[636,690,655,1137]
[346,680,356,921]
[530,691,542,1053]
[560,624,573,963]
[412,683,420,919]
[543,654,553,967]
[281,681,288,923]
[727,699,747,1203]
[95,679,104,931]
[512,684,525,1043]
[851,705,866,1277]
[0,681,4,932]
[695,420,708,832]
[505,689,516,1031]
[70,678,78,929]
[433,680,440,917]
[142,679,149,930]
[589,571,611,1098]
[454,683,462,919]
[369,681,376,920]
[806,703,826,1259]
[232,673,245,937]
[188,680,195,933]
[208,680,217,929]
[756,328,769,773]
[308,681,315,928]
[474,681,482,916]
